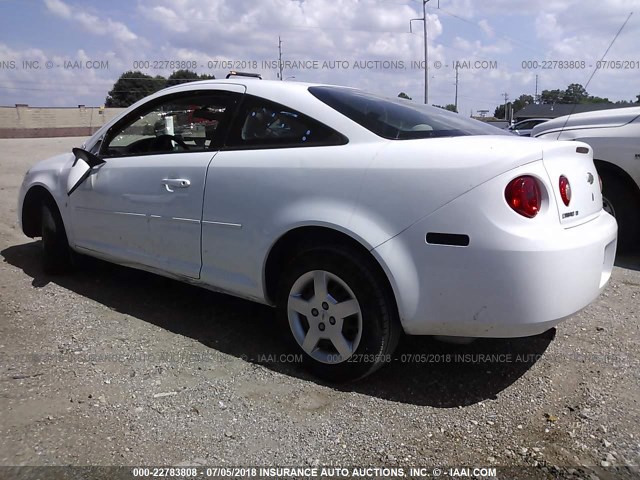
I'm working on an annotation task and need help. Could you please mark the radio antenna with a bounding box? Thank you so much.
[555,12,633,139]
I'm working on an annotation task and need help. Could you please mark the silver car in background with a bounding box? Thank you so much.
[533,107,640,251]
[507,118,550,137]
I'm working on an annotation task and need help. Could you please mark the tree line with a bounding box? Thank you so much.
[105,70,215,107]
[104,73,639,117]
[494,83,640,118]
[398,92,457,112]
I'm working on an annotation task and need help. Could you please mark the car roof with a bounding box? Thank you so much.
[161,78,346,96]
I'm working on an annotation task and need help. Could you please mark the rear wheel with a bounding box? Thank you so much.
[600,171,640,252]
[277,245,401,382]
[41,201,72,274]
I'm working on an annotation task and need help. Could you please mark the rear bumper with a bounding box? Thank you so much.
[379,211,616,337]
[373,170,618,337]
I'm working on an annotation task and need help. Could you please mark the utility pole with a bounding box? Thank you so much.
[502,92,509,121]
[454,62,459,112]
[410,0,432,104]
[535,74,539,103]
[277,36,284,81]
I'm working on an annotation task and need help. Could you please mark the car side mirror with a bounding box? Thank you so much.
[67,148,105,195]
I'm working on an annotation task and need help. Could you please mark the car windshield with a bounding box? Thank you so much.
[309,86,508,140]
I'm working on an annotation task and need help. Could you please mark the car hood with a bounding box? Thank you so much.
[28,152,75,174]
[532,107,640,136]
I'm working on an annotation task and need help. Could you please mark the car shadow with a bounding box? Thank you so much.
[2,241,552,407]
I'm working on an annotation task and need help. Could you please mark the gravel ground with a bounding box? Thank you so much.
[0,137,639,479]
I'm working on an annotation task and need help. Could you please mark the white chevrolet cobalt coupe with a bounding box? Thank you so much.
[18,80,617,381]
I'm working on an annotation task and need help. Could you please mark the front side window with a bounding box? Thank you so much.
[102,92,239,157]
[227,95,346,148]
[309,86,508,140]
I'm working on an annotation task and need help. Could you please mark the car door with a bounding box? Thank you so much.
[68,86,244,279]
[199,94,358,300]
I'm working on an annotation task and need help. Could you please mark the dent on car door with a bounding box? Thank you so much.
[67,87,244,278]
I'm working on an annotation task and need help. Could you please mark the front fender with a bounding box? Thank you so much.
[18,153,74,239]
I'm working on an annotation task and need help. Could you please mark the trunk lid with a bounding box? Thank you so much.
[541,141,603,227]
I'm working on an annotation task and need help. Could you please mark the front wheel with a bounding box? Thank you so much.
[41,201,72,274]
[277,246,401,382]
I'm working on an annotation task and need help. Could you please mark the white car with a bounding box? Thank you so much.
[532,107,640,251]
[18,80,617,381]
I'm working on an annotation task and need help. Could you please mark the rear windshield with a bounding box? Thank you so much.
[309,86,508,140]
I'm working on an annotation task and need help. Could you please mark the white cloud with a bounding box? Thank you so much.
[43,0,71,19]
[45,0,139,43]
[478,19,494,38]
[1,0,638,116]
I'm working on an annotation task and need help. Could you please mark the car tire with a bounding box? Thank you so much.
[277,245,401,382]
[41,201,72,274]
[600,171,640,253]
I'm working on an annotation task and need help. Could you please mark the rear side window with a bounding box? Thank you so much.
[226,95,347,149]
[309,86,508,140]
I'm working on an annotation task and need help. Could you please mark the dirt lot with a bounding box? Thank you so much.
[0,137,639,479]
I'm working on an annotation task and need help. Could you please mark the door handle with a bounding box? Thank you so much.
[162,178,191,192]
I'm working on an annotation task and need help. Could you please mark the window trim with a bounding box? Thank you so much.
[99,90,242,158]
[223,94,348,151]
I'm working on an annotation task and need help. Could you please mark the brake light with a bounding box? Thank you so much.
[505,176,541,218]
[559,175,571,206]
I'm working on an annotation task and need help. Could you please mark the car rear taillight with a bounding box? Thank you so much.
[559,175,571,206]
[505,176,541,218]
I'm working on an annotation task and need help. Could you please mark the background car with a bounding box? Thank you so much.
[533,107,640,251]
[18,80,616,381]
[506,118,550,136]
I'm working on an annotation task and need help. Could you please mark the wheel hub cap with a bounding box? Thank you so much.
[287,270,363,364]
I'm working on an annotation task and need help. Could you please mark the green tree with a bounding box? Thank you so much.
[584,96,612,104]
[512,94,534,113]
[433,104,459,113]
[636,94,640,103]
[563,83,589,104]
[165,69,215,88]
[494,104,505,118]
[540,89,564,104]
[105,71,165,107]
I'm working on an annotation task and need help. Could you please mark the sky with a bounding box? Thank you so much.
[0,0,638,116]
